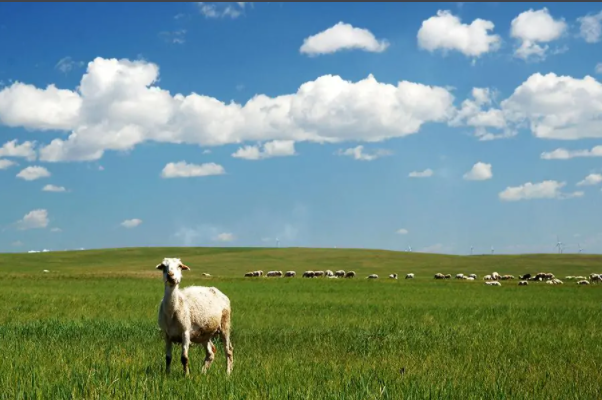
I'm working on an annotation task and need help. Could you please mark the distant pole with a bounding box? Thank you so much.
[276,238,280,248]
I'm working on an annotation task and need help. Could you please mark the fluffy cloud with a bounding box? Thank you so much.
[197,2,248,19]
[417,10,501,58]
[577,11,602,43]
[540,146,602,160]
[449,88,515,141]
[15,209,49,230]
[596,63,602,74]
[232,140,296,160]
[0,140,37,161]
[510,8,567,61]
[16,166,50,181]
[42,184,67,192]
[214,232,235,242]
[160,161,225,178]
[500,73,602,140]
[463,161,492,180]
[0,57,455,162]
[0,159,16,169]
[576,173,602,186]
[396,228,409,235]
[409,168,433,178]
[498,180,583,201]
[335,145,392,161]
[50,227,62,232]
[121,218,142,228]
[300,22,389,55]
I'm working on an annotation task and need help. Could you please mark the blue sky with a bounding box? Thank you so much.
[1,2,602,254]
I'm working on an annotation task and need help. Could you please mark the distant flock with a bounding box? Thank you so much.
[243,269,602,286]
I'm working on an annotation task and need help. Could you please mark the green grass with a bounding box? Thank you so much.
[1,247,601,399]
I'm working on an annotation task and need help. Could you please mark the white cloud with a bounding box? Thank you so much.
[55,57,84,74]
[449,87,515,141]
[0,159,16,169]
[540,146,602,160]
[0,140,37,161]
[409,168,434,178]
[396,228,409,235]
[197,2,248,19]
[498,180,583,201]
[42,184,67,192]
[161,161,225,178]
[596,63,602,74]
[16,166,50,181]
[417,10,501,58]
[463,161,492,180]
[300,22,389,56]
[335,145,392,161]
[576,173,602,186]
[232,140,296,160]
[577,11,602,43]
[50,227,62,232]
[121,218,142,228]
[15,209,49,230]
[214,232,235,242]
[0,82,81,131]
[0,58,456,162]
[500,73,602,140]
[510,8,567,61]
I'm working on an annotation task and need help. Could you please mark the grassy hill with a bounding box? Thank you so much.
[1,247,601,399]
[2,246,601,278]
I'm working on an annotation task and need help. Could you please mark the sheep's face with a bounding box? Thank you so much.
[156,257,190,286]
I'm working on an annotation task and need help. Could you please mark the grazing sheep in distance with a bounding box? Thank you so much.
[405,273,415,279]
[455,274,464,279]
[491,272,500,281]
[389,273,398,279]
[434,273,445,279]
[325,270,334,277]
[486,281,501,286]
[519,273,532,280]
[518,281,528,286]
[444,274,452,279]
[156,258,233,376]
[345,271,356,278]
[266,271,283,277]
[43,269,49,273]
[466,277,475,281]
[284,271,296,277]
[367,274,378,279]
[335,270,346,278]
[202,273,211,277]
[577,280,590,285]
[303,271,315,278]
[483,275,492,281]
[313,271,325,278]
[590,274,601,284]
[468,274,477,279]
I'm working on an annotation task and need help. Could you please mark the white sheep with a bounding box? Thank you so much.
[405,273,415,279]
[466,277,475,281]
[491,272,500,281]
[335,270,346,278]
[577,280,590,285]
[367,274,378,279]
[483,275,492,281]
[43,269,49,273]
[389,273,398,279]
[468,274,477,279]
[485,281,501,286]
[284,271,296,277]
[156,258,233,376]
[518,281,528,286]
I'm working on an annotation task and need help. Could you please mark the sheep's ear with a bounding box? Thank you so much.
[156,263,165,271]
[180,263,190,271]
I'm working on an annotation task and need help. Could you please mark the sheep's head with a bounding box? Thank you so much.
[156,257,190,286]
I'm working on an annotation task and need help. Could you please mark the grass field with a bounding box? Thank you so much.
[1,247,601,399]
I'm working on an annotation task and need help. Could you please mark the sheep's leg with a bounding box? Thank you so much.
[181,331,191,376]
[201,339,216,374]
[220,310,234,375]
[165,339,173,374]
